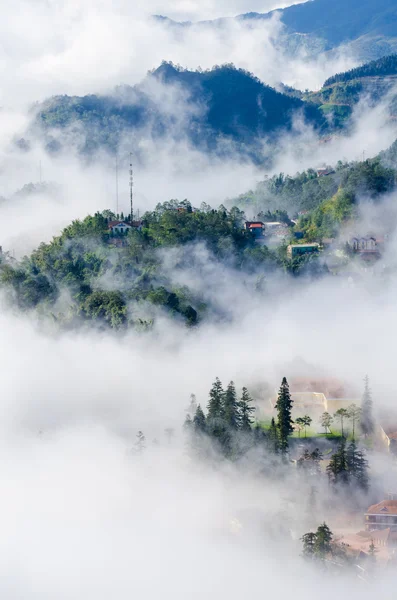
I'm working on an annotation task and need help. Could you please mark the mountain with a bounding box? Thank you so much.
[29,64,327,162]
[323,53,397,86]
[155,0,397,62]
[301,53,397,126]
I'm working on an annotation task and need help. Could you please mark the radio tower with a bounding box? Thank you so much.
[129,152,134,223]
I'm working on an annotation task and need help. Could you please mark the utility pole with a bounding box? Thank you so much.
[39,161,42,184]
[129,152,133,222]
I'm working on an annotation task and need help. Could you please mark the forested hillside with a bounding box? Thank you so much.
[324,54,397,86]
[3,140,397,331]
[31,64,327,160]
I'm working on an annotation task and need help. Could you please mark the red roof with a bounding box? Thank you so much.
[249,223,264,229]
[366,500,397,515]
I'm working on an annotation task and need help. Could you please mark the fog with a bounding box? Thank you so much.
[1,0,397,596]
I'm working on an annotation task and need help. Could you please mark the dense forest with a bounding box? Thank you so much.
[30,63,327,161]
[324,54,397,87]
[230,149,396,240]
[2,139,397,330]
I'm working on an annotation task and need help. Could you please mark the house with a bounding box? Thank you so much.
[317,168,335,177]
[349,236,377,252]
[365,497,397,531]
[287,243,320,258]
[244,221,265,240]
[108,220,142,235]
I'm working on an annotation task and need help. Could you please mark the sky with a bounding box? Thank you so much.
[1,2,397,596]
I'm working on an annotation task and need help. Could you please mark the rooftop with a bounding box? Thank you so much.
[366,500,397,515]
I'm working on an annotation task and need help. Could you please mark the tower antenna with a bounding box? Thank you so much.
[129,152,133,222]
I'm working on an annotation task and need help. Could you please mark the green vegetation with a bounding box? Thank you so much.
[33,63,328,160]
[0,201,283,330]
[324,53,397,87]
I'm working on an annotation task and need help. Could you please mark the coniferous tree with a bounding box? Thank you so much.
[239,387,255,431]
[301,532,316,558]
[314,523,333,559]
[135,430,146,454]
[184,414,193,431]
[347,439,369,492]
[334,408,348,437]
[268,417,280,454]
[327,438,349,485]
[187,393,198,418]
[361,376,374,437]
[347,404,361,440]
[193,404,206,433]
[224,381,239,430]
[207,378,224,422]
[276,377,294,455]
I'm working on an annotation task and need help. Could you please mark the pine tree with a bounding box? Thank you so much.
[224,381,239,430]
[361,376,374,437]
[347,439,369,492]
[327,438,349,485]
[187,393,198,418]
[135,430,146,454]
[347,404,361,440]
[268,417,280,454]
[207,378,224,422]
[239,387,255,431]
[193,404,206,433]
[301,532,316,558]
[314,523,333,559]
[276,377,294,454]
[184,414,193,431]
[334,408,348,437]
[320,411,333,435]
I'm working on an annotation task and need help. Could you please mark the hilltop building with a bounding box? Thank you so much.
[287,243,320,258]
[108,220,142,235]
[244,221,265,240]
[316,168,335,177]
[365,495,397,531]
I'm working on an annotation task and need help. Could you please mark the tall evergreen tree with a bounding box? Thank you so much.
[327,438,349,485]
[361,376,374,437]
[314,523,333,559]
[347,404,361,440]
[207,378,224,422]
[347,439,369,492]
[268,417,280,454]
[224,381,239,430]
[276,377,294,454]
[239,387,255,431]
[334,408,348,437]
[301,532,316,558]
[193,404,206,433]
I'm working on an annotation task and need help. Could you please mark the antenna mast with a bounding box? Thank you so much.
[129,152,133,222]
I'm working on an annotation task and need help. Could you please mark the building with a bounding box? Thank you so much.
[108,220,142,235]
[317,168,335,177]
[349,236,377,252]
[268,377,359,418]
[365,496,397,531]
[244,221,265,240]
[287,243,320,258]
